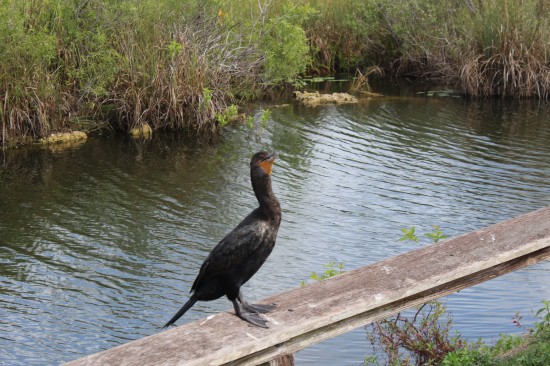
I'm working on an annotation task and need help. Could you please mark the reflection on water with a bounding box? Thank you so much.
[1,94,550,365]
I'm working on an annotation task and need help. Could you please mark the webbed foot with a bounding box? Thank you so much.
[242,302,276,314]
[238,311,269,328]
[238,290,276,314]
[232,298,270,328]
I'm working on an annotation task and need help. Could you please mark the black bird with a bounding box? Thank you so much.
[163,151,282,328]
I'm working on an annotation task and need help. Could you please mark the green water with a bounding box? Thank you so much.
[1,93,550,365]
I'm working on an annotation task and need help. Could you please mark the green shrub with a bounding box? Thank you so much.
[441,301,550,366]
[0,0,314,143]
[3,0,550,144]
[441,346,492,366]
[259,3,313,82]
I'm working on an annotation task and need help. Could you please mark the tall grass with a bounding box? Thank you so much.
[305,0,377,74]
[108,2,264,134]
[0,0,311,144]
[1,0,549,145]
[457,0,550,98]
[0,2,59,143]
[304,0,550,97]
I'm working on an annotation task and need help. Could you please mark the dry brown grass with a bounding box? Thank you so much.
[350,66,384,93]
[110,15,264,136]
[460,43,550,98]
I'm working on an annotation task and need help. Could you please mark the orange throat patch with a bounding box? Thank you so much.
[259,160,274,175]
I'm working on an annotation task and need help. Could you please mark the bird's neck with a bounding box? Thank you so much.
[252,175,281,219]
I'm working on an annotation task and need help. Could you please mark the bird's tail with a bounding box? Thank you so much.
[163,294,198,329]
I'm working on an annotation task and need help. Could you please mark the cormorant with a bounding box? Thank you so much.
[163,151,282,329]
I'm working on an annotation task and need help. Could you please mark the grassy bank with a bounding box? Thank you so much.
[0,0,311,145]
[306,0,550,99]
[1,0,549,145]
[440,301,550,366]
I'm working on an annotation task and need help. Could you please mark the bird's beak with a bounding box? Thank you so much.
[259,153,277,176]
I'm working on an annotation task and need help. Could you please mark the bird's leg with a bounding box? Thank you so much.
[231,298,269,328]
[238,291,276,314]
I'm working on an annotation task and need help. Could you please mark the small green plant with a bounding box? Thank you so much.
[534,300,550,334]
[167,40,183,58]
[398,226,419,243]
[399,225,448,244]
[247,108,272,141]
[199,88,213,113]
[246,115,255,129]
[215,104,239,126]
[310,261,345,281]
[301,261,345,286]
[362,354,381,366]
[425,225,448,243]
[260,109,271,128]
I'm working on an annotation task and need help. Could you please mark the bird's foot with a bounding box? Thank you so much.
[237,311,269,328]
[232,295,274,327]
[242,302,276,314]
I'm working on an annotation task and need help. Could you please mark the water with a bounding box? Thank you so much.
[1,91,550,365]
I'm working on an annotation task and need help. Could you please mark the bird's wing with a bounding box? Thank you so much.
[191,216,268,292]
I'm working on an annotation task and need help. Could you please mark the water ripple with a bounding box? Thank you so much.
[1,96,550,365]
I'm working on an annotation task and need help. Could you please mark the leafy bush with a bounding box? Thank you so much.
[262,18,310,82]
[0,0,314,143]
[441,346,492,366]
[3,0,550,144]
[441,300,550,366]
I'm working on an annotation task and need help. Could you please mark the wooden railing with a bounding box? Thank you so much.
[64,206,550,366]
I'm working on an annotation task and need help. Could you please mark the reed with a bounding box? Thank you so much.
[2,0,550,145]
[456,0,550,98]
[304,0,550,98]
[0,0,308,144]
[109,5,264,134]
[305,0,377,75]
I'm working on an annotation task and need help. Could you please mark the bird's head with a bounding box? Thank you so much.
[251,151,278,176]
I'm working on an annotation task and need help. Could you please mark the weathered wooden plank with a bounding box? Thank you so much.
[64,206,550,366]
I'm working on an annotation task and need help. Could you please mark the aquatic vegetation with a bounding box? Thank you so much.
[294,91,359,106]
[0,0,309,144]
[350,67,384,94]
[215,105,239,127]
[305,0,550,98]
[38,131,87,145]
[2,0,549,145]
